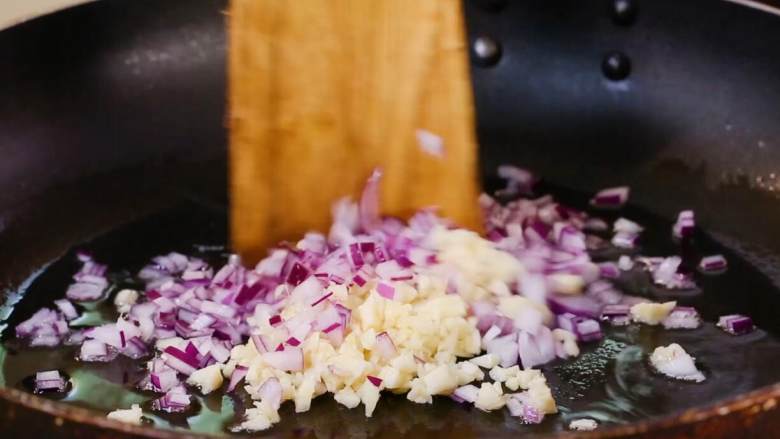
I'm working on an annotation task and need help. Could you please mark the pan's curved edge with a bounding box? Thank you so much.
[0,0,96,30]
[724,0,780,16]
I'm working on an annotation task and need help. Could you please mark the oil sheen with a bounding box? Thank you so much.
[2,197,780,438]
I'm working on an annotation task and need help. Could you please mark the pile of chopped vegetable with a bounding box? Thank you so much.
[14,166,756,432]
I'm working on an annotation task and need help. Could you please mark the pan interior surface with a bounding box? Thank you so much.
[3,183,780,437]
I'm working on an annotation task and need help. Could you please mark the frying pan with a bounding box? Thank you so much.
[2,0,780,437]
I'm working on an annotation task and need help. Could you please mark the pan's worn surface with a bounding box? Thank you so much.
[4,0,780,437]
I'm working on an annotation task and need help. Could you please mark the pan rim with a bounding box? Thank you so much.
[2,381,779,438]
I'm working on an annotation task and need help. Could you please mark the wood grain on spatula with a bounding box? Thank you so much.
[229,0,481,263]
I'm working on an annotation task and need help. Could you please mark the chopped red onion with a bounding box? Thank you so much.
[65,330,87,346]
[556,313,602,342]
[35,369,62,381]
[547,294,601,318]
[210,340,232,363]
[524,218,552,243]
[54,299,79,321]
[653,256,696,289]
[85,324,125,349]
[517,327,556,369]
[611,232,639,249]
[375,332,398,359]
[600,304,632,326]
[286,262,309,286]
[617,255,634,271]
[190,314,217,331]
[481,325,502,348]
[553,224,586,253]
[152,385,191,413]
[162,346,199,375]
[149,369,180,393]
[16,308,58,335]
[286,337,301,347]
[614,218,644,234]
[586,280,623,305]
[334,304,351,328]
[310,292,333,307]
[352,273,367,287]
[34,370,68,393]
[699,254,727,274]
[376,282,395,300]
[717,314,755,335]
[234,282,264,306]
[201,300,237,319]
[583,218,609,232]
[366,375,383,387]
[123,336,148,359]
[452,384,479,403]
[506,392,544,424]
[486,334,519,368]
[349,243,365,269]
[182,269,212,283]
[227,366,249,392]
[16,308,66,345]
[652,255,679,282]
[251,334,270,353]
[476,313,514,336]
[673,210,695,239]
[323,322,341,333]
[80,339,116,362]
[590,186,629,209]
[66,256,109,301]
[598,262,620,279]
[497,165,537,197]
[256,377,283,410]
[312,305,341,333]
[65,275,108,301]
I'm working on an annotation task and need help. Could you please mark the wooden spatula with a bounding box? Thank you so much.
[229,0,481,263]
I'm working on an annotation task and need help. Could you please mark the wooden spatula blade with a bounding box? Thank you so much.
[229,0,481,263]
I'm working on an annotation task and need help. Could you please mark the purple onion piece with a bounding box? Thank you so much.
[717,314,755,335]
[497,165,537,197]
[673,210,695,239]
[152,385,191,413]
[557,313,603,342]
[600,304,631,326]
[598,262,620,279]
[227,366,249,392]
[33,370,69,393]
[590,186,629,209]
[611,232,639,249]
[54,299,79,321]
[517,327,556,369]
[548,294,602,319]
[699,254,727,274]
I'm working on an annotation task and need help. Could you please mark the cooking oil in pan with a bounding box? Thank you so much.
[2,197,780,437]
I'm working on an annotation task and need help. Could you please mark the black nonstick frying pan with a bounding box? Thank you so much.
[3,0,780,437]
